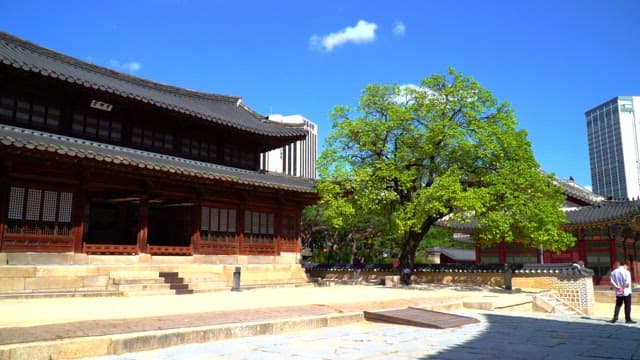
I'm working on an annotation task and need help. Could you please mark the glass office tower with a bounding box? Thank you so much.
[586,96,640,199]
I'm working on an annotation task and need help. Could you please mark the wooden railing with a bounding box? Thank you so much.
[200,241,238,255]
[2,235,74,252]
[148,245,193,256]
[84,243,138,255]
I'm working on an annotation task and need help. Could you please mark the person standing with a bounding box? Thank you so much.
[610,260,636,324]
[352,255,362,285]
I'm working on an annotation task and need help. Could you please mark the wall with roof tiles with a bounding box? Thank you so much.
[513,275,594,315]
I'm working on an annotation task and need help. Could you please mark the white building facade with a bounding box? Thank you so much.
[260,114,317,179]
[586,96,640,199]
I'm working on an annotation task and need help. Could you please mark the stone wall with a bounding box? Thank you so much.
[513,275,595,315]
[306,262,596,315]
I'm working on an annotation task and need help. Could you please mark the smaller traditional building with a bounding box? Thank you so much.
[453,177,640,285]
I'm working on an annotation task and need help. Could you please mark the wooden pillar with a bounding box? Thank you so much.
[295,206,302,253]
[633,237,639,283]
[0,164,7,251]
[137,197,149,253]
[274,198,282,256]
[191,202,201,254]
[71,182,87,253]
[577,228,587,264]
[474,243,481,264]
[609,228,618,267]
[237,204,245,255]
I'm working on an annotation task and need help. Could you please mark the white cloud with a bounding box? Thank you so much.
[310,20,378,52]
[109,60,142,73]
[392,21,406,37]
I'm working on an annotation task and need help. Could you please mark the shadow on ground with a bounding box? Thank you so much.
[416,312,640,359]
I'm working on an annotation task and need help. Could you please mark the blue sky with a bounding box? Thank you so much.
[2,0,639,188]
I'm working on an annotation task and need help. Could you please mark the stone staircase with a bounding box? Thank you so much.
[110,270,230,296]
[110,271,176,296]
[533,291,585,316]
[159,272,194,295]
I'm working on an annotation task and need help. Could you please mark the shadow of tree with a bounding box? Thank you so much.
[413,312,640,359]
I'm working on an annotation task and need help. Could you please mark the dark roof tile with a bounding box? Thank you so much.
[0,32,306,139]
[0,124,315,194]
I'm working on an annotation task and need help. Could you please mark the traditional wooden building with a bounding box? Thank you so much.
[468,178,640,284]
[0,32,317,265]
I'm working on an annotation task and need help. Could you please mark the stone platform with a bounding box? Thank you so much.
[0,285,540,359]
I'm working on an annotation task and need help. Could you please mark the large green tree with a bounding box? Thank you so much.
[317,68,574,269]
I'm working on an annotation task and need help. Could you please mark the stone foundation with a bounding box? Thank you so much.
[0,252,307,294]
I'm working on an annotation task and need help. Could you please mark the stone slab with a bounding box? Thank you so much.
[0,277,25,292]
[25,276,83,290]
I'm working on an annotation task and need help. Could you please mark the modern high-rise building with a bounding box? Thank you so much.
[260,114,317,179]
[586,96,640,199]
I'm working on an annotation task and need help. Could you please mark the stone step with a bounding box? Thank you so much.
[0,290,123,299]
[170,283,190,290]
[180,274,225,282]
[175,289,194,295]
[123,289,177,296]
[189,281,229,292]
[159,271,180,278]
[117,283,174,294]
[112,277,165,285]
[162,277,185,284]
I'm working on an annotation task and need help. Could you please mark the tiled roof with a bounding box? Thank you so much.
[511,262,594,277]
[564,200,640,226]
[440,199,640,232]
[554,177,605,205]
[0,124,316,193]
[428,247,476,261]
[304,263,504,272]
[438,176,627,231]
[0,32,306,139]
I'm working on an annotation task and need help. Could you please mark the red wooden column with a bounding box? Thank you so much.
[274,199,282,256]
[0,166,7,251]
[191,202,201,254]
[577,228,587,264]
[609,229,618,267]
[137,197,149,253]
[295,206,302,253]
[237,204,245,255]
[633,238,639,283]
[474,243,481,264]
[71,183,87,253]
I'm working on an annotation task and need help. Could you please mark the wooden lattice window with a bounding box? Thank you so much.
[6,186,73,236]
[131,126,173,151]
[72,110,121,142]
[201,206,236,242]
[244,210,274,243]
[223,145,256,169]
[181,137,217,162]
[281,215,297,239]
[0,95,60,129]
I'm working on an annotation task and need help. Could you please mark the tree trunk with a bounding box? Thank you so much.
[399,219,437,269]
[399,229,422,270]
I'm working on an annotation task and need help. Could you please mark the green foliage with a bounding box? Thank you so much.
[318,68,573,267]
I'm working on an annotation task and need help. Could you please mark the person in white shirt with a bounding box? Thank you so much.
[610,260,636,324]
